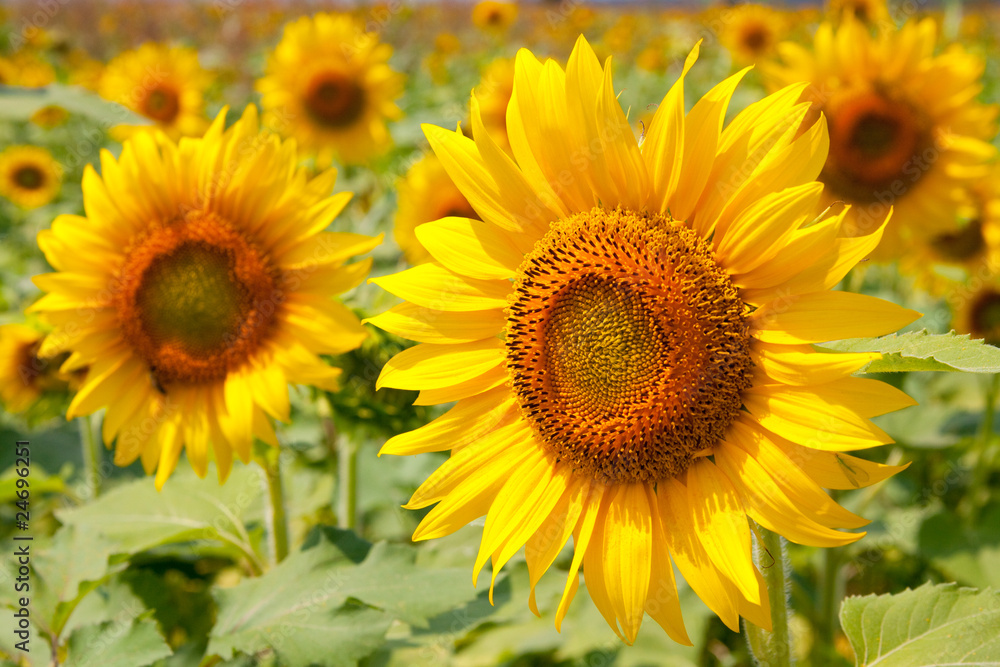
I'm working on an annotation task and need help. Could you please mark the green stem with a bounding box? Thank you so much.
[78,415,101,499]
[338,437,358,531]
[262,447,290,565]
[969,374,999,521]
[745,525,793,666]
[813,545,842,664]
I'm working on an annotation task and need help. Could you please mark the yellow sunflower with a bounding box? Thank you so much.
[827,0,890,26]
[952,281,1000,346]
[763,17,998,259]
[369,37,917,643]
[30,105,70,129]
[0,145,62,210]
[472,1,518,32]
[256,12,404,167]
[395,154,480,265]
[715,4,789,65]
[30,106,379,488]
[903,166,1000,293]
[98,43,211,141]
[0,324,76,413]
[474,58,516,155]
[0,50,55,88]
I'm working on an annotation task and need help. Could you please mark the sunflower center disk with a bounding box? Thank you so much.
[14,166,44,190]
[114,213,279,386]
[825,92,928,197]
[304,71,366,128]
[142,85,181,123]
[505,208,754,484]
[933,219,985,262]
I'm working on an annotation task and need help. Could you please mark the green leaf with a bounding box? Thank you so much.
[207,527,478,667]
[840,583,1000,666]
[55,467,265,573]
[818,330,1000,373]
[63,614,172,667]
[32,526,124,638]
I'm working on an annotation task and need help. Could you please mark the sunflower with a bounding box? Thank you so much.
[30,106,378,488]
[827,0,890,26]
[256,12,404,167]
[763,17,998,259]
[903,166,1000,293]
[0,324,77,414]
[0,145,62,210]
[30,105,70,129]
[473,58,516,154]
[98,43,211,141]
[952,282,1000,346]
[395,154,480,265]
[472,1,518,32]
[715,4,789,65]
[369,37,917,643]
[0,50,55,88]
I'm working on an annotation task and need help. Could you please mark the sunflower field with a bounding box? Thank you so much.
[2,0,1000,665]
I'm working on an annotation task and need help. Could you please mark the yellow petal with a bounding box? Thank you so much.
[377,338,506,391]
[603,483,653,644]
[744,386,893,451]
[750,341,880,386]
[656,479,740,631]
[751,291,921,344]
[555,483,606,631]
[365,302,506,345]
[728,417,869,529]
[380,386,516,456]
[715,437,867,547]
[768,431,909,490]
[644,485,691,645]
[415,217,523,280]
[371,262,510,312]
[525,476,589,616]
[414,363,509,405]
[685,459,758,605]
[643,43,699,215]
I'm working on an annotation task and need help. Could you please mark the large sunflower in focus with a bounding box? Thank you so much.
[31,106,378,488]
[370,37,917,643]
[0,145,62,210]
[257,13,404,167]
[763,17,998,258]
[99,43,211,141]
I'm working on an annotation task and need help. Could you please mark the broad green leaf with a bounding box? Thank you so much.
[207,527,478,667]
[819,330,1000,373]
[32,526,123,638]
[0,84,144,125]
[55,467,265,573]
[63,614,172,667]
[840,583,1000,666]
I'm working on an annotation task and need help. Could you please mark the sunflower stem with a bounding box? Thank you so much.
[746,525,793,666]
[78,415,102,500]
[262,446,290,565]
[338,437,358,530]
[969,373,999,521]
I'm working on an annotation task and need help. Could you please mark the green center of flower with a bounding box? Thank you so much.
[304,71,366,128]
[14,166,44,190]
[505,207,754,484]
[115,213,280,387]
[137,244,248,356]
